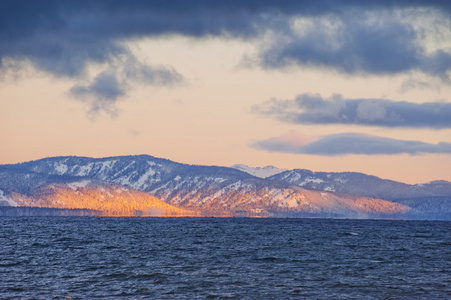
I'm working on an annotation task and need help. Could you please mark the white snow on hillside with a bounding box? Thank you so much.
[67,180,91,190]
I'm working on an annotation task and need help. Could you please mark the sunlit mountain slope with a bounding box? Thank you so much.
[0,166,196,217]
[4,155,416,218]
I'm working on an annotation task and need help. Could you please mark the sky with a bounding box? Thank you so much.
[1,0,451,184]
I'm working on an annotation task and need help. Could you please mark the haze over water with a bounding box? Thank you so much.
[1,217,449,299]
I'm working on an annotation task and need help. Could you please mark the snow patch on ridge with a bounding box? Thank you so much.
[67,180,91,190]
[97,160,117,179]
[132,168,156,190]
[334,178,348,183]
[76,163,94,176]
[54,162,68,175]
[299,177,325,186]
[287,172,302,183]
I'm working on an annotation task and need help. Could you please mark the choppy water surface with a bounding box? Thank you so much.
[0,217,450,299]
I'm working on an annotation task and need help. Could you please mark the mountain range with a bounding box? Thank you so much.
[1,155,449,219]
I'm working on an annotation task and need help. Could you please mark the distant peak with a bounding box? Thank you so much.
[231,164,287,178]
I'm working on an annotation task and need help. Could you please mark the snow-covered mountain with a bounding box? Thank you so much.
[0,164,196,216]
[1,155,449,219]
[231,164,287,178]
[267,169,451,219]
[268,169,451,200]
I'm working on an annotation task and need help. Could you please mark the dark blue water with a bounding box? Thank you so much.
[0,217,450,299]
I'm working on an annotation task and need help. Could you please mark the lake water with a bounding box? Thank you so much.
[0,217,450,299]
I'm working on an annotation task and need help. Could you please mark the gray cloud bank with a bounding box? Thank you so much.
[1,1,450,116]
[1,1,450,77]
[258,11,451,78]
[252,133,451,156]
[253,94,451,129]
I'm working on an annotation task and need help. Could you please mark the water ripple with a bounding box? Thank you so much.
[0,217,449,299]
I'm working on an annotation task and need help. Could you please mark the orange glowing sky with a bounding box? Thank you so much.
[1,2,451,184]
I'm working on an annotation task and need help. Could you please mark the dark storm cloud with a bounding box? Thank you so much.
[1,1,450,116]
[258,11,451,78]
[253,94,451,129]
[252,133,451,156]
[1,0,450,77]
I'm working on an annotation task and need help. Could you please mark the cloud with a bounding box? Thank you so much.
[250,130,317,153]
[69,71,124,118]
[257,10,451,79]
[253,94,451,129]
[69,57,183,118]
[0,2,450,118]
[0,1,450,80]
[399,77,441,93]
[252,132,451,156]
